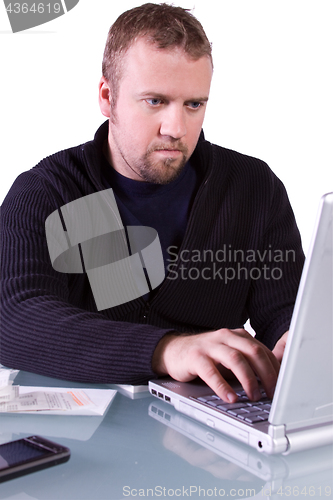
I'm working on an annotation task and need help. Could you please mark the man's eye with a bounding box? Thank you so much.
[188,102,202,109]
[146,98,162,106]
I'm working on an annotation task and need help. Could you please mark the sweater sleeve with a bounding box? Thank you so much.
[0,172,172,384]
[247,174,305,349]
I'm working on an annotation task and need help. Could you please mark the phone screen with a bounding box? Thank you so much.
[0,436,70,482]
[0,439,51,469]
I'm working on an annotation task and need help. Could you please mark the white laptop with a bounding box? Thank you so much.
[149,193,333,455]
[148,399,333,485]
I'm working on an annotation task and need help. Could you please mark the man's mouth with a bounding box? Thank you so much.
[154,149,181,155]
[152,147,184,159]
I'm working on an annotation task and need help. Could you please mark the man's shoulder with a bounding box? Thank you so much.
[211,141,269,168]
[197,135,278,184]
[2,122,108,211]
[30,120,107,183]
[33,141,88,175]
[1,141,94,213]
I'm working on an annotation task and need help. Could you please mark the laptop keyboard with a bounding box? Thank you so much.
[192,389,272,424]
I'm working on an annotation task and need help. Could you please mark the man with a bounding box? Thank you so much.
[0,4,304,403]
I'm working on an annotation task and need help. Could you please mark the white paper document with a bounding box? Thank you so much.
[0,385,19,403]
[0,368,20,403]
[0,386,117,416]
[0,368,19,388]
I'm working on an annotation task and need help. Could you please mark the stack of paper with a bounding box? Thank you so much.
[0,368,19,403]
[0,367,117,416]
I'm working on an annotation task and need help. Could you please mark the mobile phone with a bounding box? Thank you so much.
[0,435,70,483]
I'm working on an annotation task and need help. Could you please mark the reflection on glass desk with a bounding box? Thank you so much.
[1,370,332,500]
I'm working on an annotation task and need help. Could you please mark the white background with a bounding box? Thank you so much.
[0,0,332,253]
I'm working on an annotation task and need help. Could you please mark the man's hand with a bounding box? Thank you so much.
[272,331,289,362]
[152,328,280,403]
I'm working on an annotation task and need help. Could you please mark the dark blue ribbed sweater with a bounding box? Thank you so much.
[0,121,305,384]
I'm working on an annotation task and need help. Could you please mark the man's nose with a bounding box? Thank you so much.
[159,105,187,140]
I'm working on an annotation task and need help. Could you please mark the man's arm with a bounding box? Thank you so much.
[0,173,172,384]
[152,328,283,403]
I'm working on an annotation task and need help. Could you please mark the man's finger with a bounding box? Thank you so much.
[220,329,279,398]
[211,344,265,401]
[195,356,238,403]
[272,331,289,362]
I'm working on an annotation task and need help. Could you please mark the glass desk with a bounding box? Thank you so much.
[1,370,332,500]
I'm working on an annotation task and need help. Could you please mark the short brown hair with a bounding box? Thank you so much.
[102,3,212,107]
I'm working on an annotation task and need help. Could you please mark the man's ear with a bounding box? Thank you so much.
[99,77,111,118]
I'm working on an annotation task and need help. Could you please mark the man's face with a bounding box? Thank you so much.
[101,38,213,184]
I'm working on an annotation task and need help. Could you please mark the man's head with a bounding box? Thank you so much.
[99,3,213,184]
[102,3,212,109]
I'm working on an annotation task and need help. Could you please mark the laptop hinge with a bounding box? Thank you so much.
[284,423,333,454]
[268,423,287,441]
[268,423,286,438]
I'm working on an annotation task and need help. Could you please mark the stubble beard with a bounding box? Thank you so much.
[109,113,189,185]
[138,145,189,184]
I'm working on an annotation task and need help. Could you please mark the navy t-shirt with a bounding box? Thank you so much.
[102,157,202,295]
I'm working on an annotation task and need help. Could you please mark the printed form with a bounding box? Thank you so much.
[0,368,117,415]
